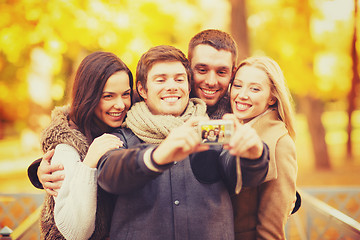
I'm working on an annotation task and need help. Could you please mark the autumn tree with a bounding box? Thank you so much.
[348,0,360,160]
[0,0,228,138]
[230,0,249,62]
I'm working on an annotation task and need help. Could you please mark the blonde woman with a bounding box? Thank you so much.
[229,56,298,240]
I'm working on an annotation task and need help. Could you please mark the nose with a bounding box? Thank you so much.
[165,78,178,92]
[114,97,125,110]
[204,71,217,87]
[237,88,249,100]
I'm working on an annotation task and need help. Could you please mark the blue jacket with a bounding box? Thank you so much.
[97,128,269,240]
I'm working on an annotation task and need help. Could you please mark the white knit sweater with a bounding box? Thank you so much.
[51,143,97,240]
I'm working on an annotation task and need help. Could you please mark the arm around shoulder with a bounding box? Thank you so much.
[27,158,43,189]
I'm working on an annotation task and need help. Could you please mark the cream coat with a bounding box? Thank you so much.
[231,109,297,240]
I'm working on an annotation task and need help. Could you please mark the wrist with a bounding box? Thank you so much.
[151,147,173,170]
[83,156,97,168]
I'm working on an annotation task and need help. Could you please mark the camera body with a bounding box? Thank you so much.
[198,119,233,145]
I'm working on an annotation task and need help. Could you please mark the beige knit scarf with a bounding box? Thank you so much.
[123,98,207,144]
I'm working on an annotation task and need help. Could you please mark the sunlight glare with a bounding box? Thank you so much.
[99,31,117,48]
[280,43,295,59]
[318,0,353,21]
[51,83,64,101]
[38,114,51,130]
[21,129,39,152]
[248,12,269,29]
[114,13,130,28]
[311,18,335,39]
[129,38,149,55]
[199,0,229,29]
[314,52,337,78]
[27,48,53,108]
[325,131,347,145]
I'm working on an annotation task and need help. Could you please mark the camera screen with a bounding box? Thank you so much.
[198,120,233,145]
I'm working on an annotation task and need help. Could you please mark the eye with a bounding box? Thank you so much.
[103,94,113,99]
[175,77,186,82]
[155,78,165,83]
[217,69,229,77]
[196,67,208,74]
[250,86,261,92]
[122,91,131,97]
[232,82,242,88]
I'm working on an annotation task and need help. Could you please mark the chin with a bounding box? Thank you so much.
[205,99,218,107]
[110,122,123,128]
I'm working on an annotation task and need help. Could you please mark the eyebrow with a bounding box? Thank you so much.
[152,73,187,78]
[103,88,131,94]
[233,79,265,86]
[194,63,208,68]
[195,63,230,70]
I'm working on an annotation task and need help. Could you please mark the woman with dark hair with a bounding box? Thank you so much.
[28,51,133,240]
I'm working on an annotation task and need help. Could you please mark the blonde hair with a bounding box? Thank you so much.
[234,56,296,140]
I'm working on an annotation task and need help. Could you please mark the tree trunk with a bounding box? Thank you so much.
[347,0,359,160]
[301,96,331,170]
[230,0,249,63]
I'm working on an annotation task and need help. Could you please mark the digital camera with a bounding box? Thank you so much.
[198,119,233,145]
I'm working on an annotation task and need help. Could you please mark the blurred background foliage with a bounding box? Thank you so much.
[0,0,359,192]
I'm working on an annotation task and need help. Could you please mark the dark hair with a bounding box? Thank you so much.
[69,51,133,142]
[201,129,208,138]
[136,45,191,99]
[188,29,238,69]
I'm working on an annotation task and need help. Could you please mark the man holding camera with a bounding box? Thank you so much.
[96,45,269,239]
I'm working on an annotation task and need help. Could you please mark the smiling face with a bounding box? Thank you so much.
[230,65,276,123]
[191,44,233,107]
[138,61,190,117]
[95,71,132,128]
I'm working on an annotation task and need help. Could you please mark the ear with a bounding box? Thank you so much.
[268,97,276,106]
[137,82,148,101]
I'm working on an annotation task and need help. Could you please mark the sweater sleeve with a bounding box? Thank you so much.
[97,145,163,195]
[51,144,97,240]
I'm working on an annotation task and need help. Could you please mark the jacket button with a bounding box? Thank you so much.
[174,200,180,206]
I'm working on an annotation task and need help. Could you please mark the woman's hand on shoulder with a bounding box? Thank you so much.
[83,134,123,168]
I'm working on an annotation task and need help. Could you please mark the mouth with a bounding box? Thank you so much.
[162,96,180,103]
[200,88,219,97]
[107,111,125,119]
[235,102,251,111]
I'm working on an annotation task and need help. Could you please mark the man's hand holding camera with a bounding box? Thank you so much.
[222,114,264,159]
[152,117,210,165]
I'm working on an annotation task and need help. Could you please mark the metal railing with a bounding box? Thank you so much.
[2,188,360,239]
[0,193,43,240]
[286,187,360,240]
